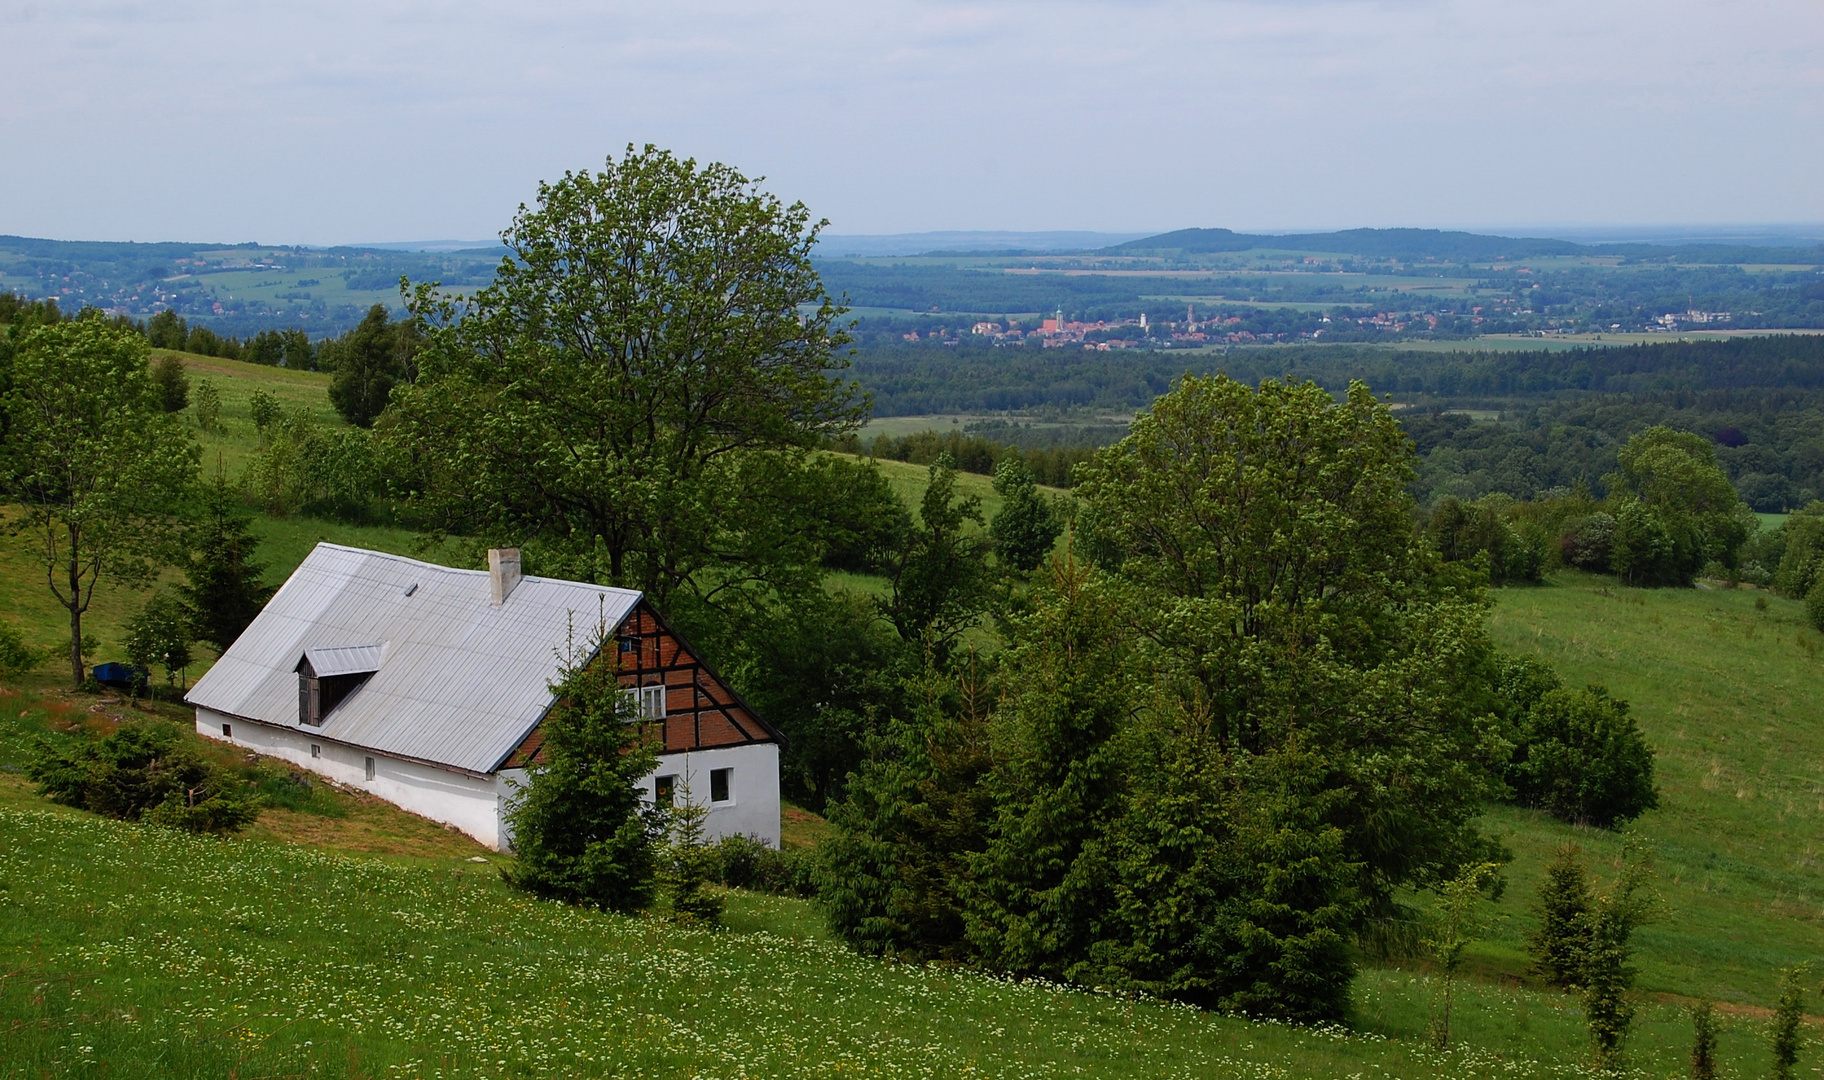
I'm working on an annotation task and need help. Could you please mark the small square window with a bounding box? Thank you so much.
[222,723,232,738]
[710,768,732,804]
[654,774,677,807]
[364,757,375,781]
[618,636,639,655]
[310,744,321,759]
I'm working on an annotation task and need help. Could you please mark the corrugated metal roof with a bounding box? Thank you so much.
[186,543,642,774]
[301,644,384,677]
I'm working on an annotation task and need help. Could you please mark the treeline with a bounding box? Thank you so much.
[854,335,1824,416]
[1408,395,1824,511]
[1424,426,1758,590]
[832,429,1097,489]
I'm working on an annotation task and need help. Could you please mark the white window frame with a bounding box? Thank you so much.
[633,683,666,721]
[364,757,376,781]
[709,767,734,805]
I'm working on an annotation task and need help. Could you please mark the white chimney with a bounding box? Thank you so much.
[488,548,522,606]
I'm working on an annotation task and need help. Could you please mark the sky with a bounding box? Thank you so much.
[1,0,1820,246]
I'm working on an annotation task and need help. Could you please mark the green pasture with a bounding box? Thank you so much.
[0,790,1788,1080]
[1483,573,1824,1006]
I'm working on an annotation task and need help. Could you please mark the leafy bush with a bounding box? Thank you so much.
[712,834,816,897]
[192,377,222,433]
[1808,578,1824,634]
[122,588,193,690]
[1428,496,1545,585]
[244,415,380,521]
[0,623,48,678]
[1510,687,1659,828]
[1560,512,1617,572]
[27,722,260,834]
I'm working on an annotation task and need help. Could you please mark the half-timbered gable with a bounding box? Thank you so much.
[502,600,780,766]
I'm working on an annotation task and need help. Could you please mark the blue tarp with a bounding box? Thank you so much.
[92,662,145,689]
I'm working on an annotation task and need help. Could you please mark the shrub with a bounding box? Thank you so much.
[249,388,282,431]
[1510,687,1658,828]
[27,722,260,834]
[1610,499,1683,586]
[192,377,222,433]
[1429,496,1544,585]
[1807,578,1824,634]
[0,623,47,678]
[1561,513,1617,572]
[123,588,193,690]
[713,834,816,897]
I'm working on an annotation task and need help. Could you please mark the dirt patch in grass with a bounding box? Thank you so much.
[781,800,831,850]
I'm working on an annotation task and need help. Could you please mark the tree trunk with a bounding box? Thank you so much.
[65,528,85,686]
[68,602,83,686]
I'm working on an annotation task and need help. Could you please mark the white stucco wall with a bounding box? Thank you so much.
[195,707,512,849]
[196,709,783,852]
[638,742,782,849]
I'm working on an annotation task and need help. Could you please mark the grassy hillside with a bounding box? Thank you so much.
[0,774,1767,1080]
[1,576,1821,1076]
[1482,575,1824,1006]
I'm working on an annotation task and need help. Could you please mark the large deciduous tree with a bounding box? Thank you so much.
[1073,375,1505,920]
[4,317,198,683]
[388,146,864,609]
[1606,425,1753,585]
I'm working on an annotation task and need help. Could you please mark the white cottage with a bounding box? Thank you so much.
[185,543,783,849]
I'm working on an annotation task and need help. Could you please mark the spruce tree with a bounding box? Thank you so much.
[503,623,662,911]
[1771,965,1807,1080]
[1530,844,1593,988]
[178,474,276,652]
[1091,708,1365,1022]
[988,455,1062,573]
[964,555,1133,979]
[658,776,724,924]
[1690,999,1718,1080]
[817,660,995,961]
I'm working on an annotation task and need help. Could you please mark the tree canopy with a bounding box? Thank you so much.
[2,316,198,683]
[388,146,864,608]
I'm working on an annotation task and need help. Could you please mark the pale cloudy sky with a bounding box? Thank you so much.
[0,0,1819,244]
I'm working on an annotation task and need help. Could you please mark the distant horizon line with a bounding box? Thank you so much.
[7,222,1824,254]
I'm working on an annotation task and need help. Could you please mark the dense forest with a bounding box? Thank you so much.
[853,335,1824,508]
